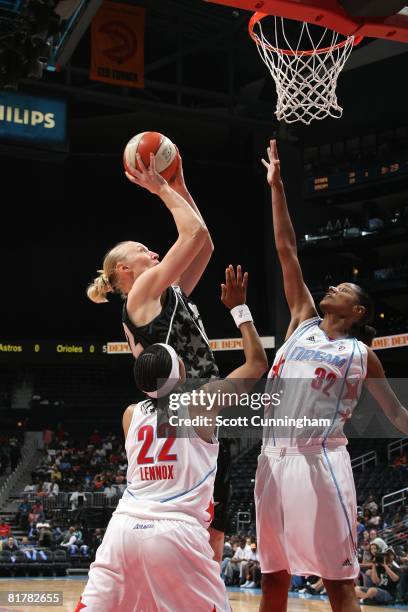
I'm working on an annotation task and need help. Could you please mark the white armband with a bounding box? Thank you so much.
[230,304,253,328]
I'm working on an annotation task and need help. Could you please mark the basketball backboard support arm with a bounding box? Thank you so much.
[343,38,408,71]
[204,0,408,43]
[338,1,406,18]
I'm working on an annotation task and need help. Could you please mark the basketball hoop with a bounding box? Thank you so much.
[249,12,363,125]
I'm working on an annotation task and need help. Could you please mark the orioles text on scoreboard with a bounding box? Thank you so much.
[0,342,103,356]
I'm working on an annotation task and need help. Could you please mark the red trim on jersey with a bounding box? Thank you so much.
[74,596,86,611]
[343,379,360,401]
[206,499,215,523]
[338,408,352,422]
[272,354,285,378]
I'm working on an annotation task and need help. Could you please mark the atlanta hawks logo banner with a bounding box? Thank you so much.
[90,2,144,88]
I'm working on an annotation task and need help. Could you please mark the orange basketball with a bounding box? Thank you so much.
[123,131,179,182]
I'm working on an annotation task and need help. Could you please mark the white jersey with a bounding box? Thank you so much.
[114,400,219,528]
[263,317,368,448]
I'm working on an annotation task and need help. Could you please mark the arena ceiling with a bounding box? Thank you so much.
[16,0,407,132]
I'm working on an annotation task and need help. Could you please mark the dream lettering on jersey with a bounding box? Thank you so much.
[287,346,347,369]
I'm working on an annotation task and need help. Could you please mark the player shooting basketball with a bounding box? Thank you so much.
[87,150,232,562]
[77,265,267,612]
[256,140,408,612]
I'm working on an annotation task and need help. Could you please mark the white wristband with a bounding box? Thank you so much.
[230,304,253,328]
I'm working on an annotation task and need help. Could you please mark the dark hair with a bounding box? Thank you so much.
[349,284,376,346]
[133,344,172,393]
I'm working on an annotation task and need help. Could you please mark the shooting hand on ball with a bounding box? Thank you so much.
[261,139,282,187]
[125,152,168,196]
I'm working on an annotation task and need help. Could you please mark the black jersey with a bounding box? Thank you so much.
[122,285,219,379]
[123,284,231,532]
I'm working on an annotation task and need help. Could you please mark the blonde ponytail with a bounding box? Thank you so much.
[86,270,113,304]
[87,241,139,303]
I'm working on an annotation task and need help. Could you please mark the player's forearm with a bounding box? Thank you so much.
[386,404,408,435]
[271,181,297,253]
[172,184,214,249]
[394,411,408,435]
[240,321,268,376]
[158,184,207,238]
[173,184,202,219]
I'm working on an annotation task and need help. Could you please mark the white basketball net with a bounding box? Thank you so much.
[252,17,356,125]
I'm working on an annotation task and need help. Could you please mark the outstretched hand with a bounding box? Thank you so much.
[124,152,168,195]
[261,139,282,187]
[221,265,248,309]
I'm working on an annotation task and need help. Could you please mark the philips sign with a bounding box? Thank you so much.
[0,92,67,150]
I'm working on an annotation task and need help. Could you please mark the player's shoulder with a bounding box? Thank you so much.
[355,337,370,352]
[365,346,384,376]
[123,403,136,417]
[122,400,155,438]
[123,399,155,418]
[122,401,141,422]
[122,404,136,428]
[291,315,322,338]
[300,315,321,328]
[122,404,136,440]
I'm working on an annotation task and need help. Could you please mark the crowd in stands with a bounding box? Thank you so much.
[354,493,408,606]
[28,427,128,502]
[0,429,126,575]
[0,520,95,555]
[0,518,104,575]
[221,536,260,589]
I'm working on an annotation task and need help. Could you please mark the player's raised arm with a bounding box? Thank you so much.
[125,153,208,307]
[220,265,268,384]
[190,265,268,441]
[365,348,408,434]
[262,139,317,337]
[166,150,214,297]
